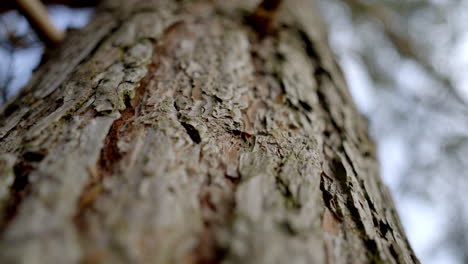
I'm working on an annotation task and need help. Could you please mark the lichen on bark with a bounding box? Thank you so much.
[0,0,418,263]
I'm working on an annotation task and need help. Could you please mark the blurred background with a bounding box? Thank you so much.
[1,1,467,263]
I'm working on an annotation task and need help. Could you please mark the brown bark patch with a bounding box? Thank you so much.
[248,0,283,36]
[74,48,158,231]
[323,208,341,235]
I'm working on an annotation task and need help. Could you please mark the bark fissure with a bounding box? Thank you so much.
[180,121,202,144]
[0,151,43,233]
[74,21,171,230]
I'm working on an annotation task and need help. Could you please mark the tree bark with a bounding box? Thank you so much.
[0,0,418,263]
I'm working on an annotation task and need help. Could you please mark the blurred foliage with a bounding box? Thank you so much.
[0,1,467,264]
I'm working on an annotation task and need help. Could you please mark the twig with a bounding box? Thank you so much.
[1,0,97,13]
[14,0,64,45]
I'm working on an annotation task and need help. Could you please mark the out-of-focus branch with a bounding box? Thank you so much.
[345,0,467,105]
[0,0,98,13]
[14,0,64,45]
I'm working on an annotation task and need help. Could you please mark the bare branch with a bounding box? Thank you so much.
[14,0,64,45]
[0,0,98,13]
[345,0,467,106]
[249,0,283,36]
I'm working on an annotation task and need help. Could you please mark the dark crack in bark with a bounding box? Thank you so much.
[74,44,158,231]
[0,150,46,233]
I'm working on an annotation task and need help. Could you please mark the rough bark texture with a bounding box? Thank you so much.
[0,0,418,263]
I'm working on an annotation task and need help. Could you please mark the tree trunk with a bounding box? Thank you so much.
[0,0,418,263]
